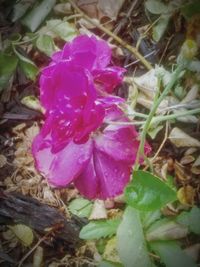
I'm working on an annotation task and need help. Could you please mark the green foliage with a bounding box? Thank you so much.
[117,207,152,267]
[176,206,200,235]
[99,260,123,267]
[22,0,56,32]
[36,34,57,56]
[181,0,200,19]
[125,171,177,211]
[152,14,171,42]
[9,224,34,247]
[0,52,18,90]
[79,219,121,240]
[35,19,77,56]
[13,47,38,80]
[45,19,77,42]
[11,0,35,22]
[145,0,171,14]
[140,210,161,229]
[69,198,93,218]
[146,218,188,241]
[150,241,197,267]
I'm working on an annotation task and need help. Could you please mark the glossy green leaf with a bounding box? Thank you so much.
[46,19,77,42]
[12,0,35,22]
[69,198,93,218]
[140,210,161,230]
[99,260,123,267]
[153,14,171,42]
[176,207,200,235]
[79,219,120,240]
[117,207,152,267]
[36,34,57,56]
[22,0,56,32]
[145,0,170,14]
[13,47,38,80]
[0,52,18,90]
[9,224,34,247]
[125,171,177,211]
[181,0,200,19]
[150,241,197,267]
[146,218,188,241]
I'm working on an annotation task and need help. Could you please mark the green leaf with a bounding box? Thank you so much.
[79,219,120,240]
[146,218,188,241]
[9,224,34,247]
[103,237,121,263]
[12,0,35,22]
[22,0,56,32]
[153,14,171,42]
[36,34,57,56]
[46,19,77,42]
[148,124,163,139]
[140,210,161,230]
[125,171,177,211]
[145,0,169,14]
[99,260,123,267]
[176,207,200,235]
[188,60,200,72]
[181,0,200,19]
[0,52,18,90]
[13,47,38,80]
[68,198,93,218]
[117,207,152,267]
[150,241,197,267]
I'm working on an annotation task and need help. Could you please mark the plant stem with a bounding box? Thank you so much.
[151,108,200,124]
[68,0,153,70]
[134,65,183,170]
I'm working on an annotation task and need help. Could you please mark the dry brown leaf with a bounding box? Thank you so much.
[33,246,44,267]
[177,185,195,206]
[0,154,7,168]
[184,244,200,262]
[76,0,124,21]
[174,161,190,182]
[103,236,121,263]
[184,147,197,156]
[193,154,200,167]
[53,3,72,15]
[180,155,195,165]
[98,0,124,20]
[89,199,107,220]
[169,127,200,148]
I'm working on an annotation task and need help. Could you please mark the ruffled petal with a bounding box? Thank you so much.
[95,126,139,163]
[93,66,125,93]
[74,148,131,199]
[95,105,151,163]
[62,35,111,70]
[32,135,93,187]
[40,62,96,111]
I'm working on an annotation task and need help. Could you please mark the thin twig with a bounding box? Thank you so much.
[134,65,183,169]
[152,121,169,162]
[109,0,139,41]
[69,0,152,70]
[18,232,50,267]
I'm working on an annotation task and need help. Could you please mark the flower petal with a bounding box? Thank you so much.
[40,62,96,111]
[74,148,131,199]
[32,135,93,187]
[93,66,125,93]
[95,126,139,163]
[62,35,111,70]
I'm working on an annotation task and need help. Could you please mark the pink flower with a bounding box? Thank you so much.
[51,35,125,95]
[32,35,151,200]
[32,106,151,199]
